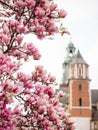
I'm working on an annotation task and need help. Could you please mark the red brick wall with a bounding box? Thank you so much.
[71,80,90,106]
[70,109,91,117]
[69,80,91,117]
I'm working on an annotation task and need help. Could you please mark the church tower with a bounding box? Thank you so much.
[59,41,91,130]
[69,50,91,130]
[62,41,76,84]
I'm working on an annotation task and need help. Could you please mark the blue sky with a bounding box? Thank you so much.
[23,0,98,89]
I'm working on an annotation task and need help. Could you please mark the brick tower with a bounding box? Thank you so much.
[60,41,91,130]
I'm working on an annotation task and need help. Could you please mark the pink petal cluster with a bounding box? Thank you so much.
[0,62,74,129]
[0,54,21,75]
[0,0,67,41]
[0,0,74,130]
[58,9,67,18]
[15,70,74,129]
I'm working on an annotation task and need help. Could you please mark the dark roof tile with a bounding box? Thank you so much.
[91,90,98,105]
[70,50,88,65]
[92,110,98,121]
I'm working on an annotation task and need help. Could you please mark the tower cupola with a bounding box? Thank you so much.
[66,41,76,57]
[61,40,76,84]
[69,50,89,79]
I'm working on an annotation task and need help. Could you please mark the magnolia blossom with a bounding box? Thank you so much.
[0,0,74,130]
[58,9,67,18]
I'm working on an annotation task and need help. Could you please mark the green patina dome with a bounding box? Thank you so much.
[66,41,76,55]
[68,41,75,47]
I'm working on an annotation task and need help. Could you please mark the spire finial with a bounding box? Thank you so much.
[66,38,76,57]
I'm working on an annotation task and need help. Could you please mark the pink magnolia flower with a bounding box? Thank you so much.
[26,0,36,8]
[37,114,43,121]
[35,65,44,74]
[58,9,67,18]
[35,84,42,93]
[57,90,65,97]
[24,89,31,95]
[33,18,39,26]
[33,53,41,60]
[3,26,9,35]
[42,75,48,82]
[44,85,55,98]
[37,34,45,40]
[50,3,57,11]
[2,34,9,45]
[46,21,59,34]
[16,35,23,44]
[16,1,24,8]
[42,119,50,127]
[49,112,59,121]
[9,20,20,29]
[49,76,56,83]
[27,43,34,50]
[38,105,47,114]
[53,98,59,106]
[17,25,26,34]
[37,25,45,33]
[13,87,19,93]
[35,7,45,17]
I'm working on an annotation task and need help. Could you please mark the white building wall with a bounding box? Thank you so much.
[75,64,77,78]
[69,66,72,78]
[83,64,86,79]
[71,117,91,130]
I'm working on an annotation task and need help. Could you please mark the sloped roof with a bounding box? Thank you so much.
[91,89,98,105]
[70,50,88,65]
[92,110,98,121]
[56,87,69,105]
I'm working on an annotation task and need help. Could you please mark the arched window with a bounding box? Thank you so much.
[79,84,82,91]
[79,68,81,75]
[70,49,73,53]
[79,98,82,106]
